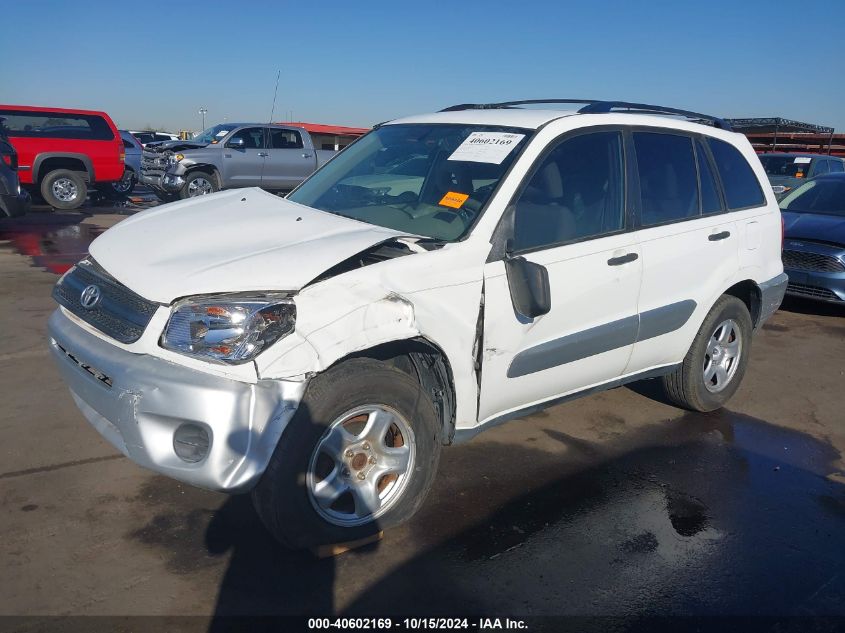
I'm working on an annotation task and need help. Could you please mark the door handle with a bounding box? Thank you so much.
[302,153,313,158]
[607,253,638,266]
[708,231,731,241]
[258,152,269,157]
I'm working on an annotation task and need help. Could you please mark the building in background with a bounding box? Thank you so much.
[728,118,843,158]
[278,122,369,150]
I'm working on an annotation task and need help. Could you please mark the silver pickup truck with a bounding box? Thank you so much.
[140,122,336,200]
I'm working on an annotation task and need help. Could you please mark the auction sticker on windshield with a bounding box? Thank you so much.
[448,132,525,164]
[439,191,470,208]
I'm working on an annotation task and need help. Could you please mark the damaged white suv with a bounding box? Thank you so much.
[49,100,787,548]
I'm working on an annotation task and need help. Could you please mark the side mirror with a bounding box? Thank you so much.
[504,252,551,319]
[227,137,245,149]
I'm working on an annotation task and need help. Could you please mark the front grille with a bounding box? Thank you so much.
[141,150,169,179]
[782,250,845,273]
[786,282,841,302]
[52,260,159,343]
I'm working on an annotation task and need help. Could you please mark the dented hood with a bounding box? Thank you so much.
[89,188,404,303]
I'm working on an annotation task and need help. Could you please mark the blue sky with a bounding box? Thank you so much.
[1,0,843,133]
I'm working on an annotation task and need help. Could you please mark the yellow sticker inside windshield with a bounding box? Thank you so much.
[439,191,469,209]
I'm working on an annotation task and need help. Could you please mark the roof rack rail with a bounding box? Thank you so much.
[440,99,598,112]
[578,101,732,130]
[439,99,732,131]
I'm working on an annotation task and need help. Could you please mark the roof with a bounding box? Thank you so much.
[387,109,578,129]
[386,109,738,137]
[275,121,369,136]
[0,103,112,118]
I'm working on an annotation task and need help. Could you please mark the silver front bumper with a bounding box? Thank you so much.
[48,309,307,492]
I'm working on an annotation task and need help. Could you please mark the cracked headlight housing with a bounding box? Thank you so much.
[161,295,296,363]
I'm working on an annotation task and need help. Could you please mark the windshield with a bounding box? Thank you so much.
[760,155,813,178]
[780,179,845,217]
[192,124,238,145]
[287,124,530,241]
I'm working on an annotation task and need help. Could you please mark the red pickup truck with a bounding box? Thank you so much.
[0,105,125,209]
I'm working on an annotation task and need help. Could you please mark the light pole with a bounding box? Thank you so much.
[198,107,208,130]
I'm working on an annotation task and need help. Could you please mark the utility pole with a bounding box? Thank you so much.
[198,107,208,130]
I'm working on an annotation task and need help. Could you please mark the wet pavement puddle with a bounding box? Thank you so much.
[0,190,158,274]
[118,408,845,621]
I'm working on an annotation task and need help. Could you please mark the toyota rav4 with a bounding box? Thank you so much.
[48,100,787,548]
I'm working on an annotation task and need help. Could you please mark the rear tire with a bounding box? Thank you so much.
[109,169,136,196]
[179,171,218,199]
[252,358,441,549]
[662,295,752,412]
[40,169,87,210]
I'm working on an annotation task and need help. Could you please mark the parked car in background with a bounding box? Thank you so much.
[0,105,125,209]
[0,131,31,217]
[780,172,845,303]
[50,100,786,548]
[140,123,335,200]
[759,153,845,197]
[111,131,142,196]
[129,130,180,146]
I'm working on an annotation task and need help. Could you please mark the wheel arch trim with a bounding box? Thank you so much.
[33,153,95,183]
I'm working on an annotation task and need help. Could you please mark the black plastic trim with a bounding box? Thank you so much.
[453,364,680,443]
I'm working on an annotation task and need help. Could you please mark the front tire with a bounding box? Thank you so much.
[40,169,87,210]
[662,295,752,412]
[252,358,441,549]
[179,171,218,199]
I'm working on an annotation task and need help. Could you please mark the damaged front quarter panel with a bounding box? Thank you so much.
[256,282,421,379]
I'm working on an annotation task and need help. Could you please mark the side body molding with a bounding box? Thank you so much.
[507,300,697,378]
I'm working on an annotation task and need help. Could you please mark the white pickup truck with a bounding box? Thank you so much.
[50,99,787,548]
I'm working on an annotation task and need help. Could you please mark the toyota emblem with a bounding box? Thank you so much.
[80,284,102,310]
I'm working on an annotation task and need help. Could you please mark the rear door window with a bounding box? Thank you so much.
[830,160,845,174]
[268,128,304,149]
[695,139,723,214]
[0,109,114,140]
[633,132,699,226]
[707,138,765,209]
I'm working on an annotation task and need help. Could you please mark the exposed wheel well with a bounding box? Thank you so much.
[724,280,762,327]
[342,338,457,445]
[185,165,221,187]
[37,157,89,182]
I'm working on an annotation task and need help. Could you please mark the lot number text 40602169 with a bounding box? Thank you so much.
[307,617,529,630]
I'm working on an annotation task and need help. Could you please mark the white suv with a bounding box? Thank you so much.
[49,100,787,548]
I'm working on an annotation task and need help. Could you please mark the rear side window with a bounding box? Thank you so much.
[830,160,845,173]
[708,138,765,209]
[122,139,134,149]
[0,109,114,141]
[634,132,699,226]
[269,128,304,149]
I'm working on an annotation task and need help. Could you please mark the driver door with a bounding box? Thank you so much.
[478,129,643,423]
[222,127,266,187]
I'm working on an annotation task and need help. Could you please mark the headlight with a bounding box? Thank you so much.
[161,295,296,363]
[167,153,184,165]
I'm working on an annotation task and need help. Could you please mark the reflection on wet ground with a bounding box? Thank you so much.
[124,408,845,625]
[0,188,158,274]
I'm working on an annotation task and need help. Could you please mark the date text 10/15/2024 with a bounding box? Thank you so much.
[307,617,529,630]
